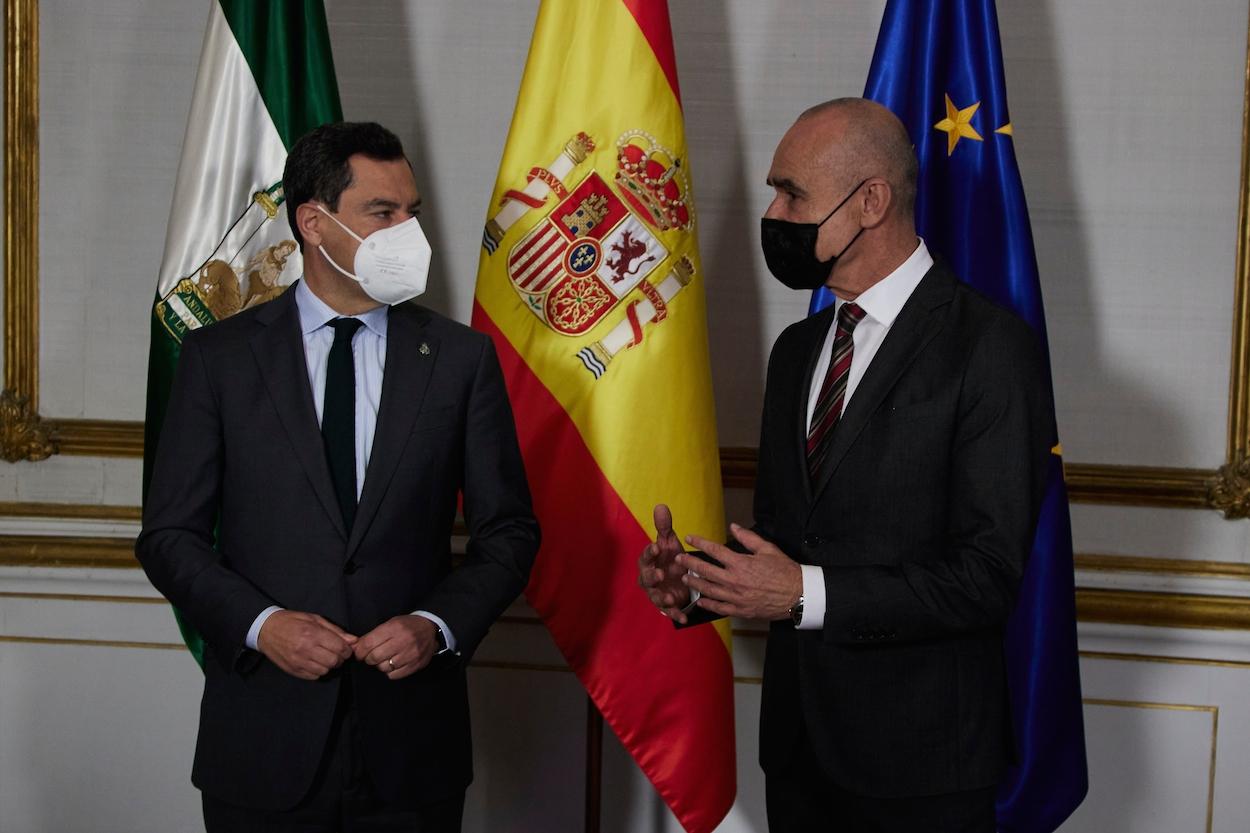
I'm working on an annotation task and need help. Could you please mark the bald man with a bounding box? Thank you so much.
[639,99,1053,831]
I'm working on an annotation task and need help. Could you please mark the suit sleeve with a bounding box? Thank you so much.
[821,314,1054,645]
[415,336,540,655]
[135,332,274,667]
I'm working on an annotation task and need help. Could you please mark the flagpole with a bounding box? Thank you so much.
[585,695,603,833]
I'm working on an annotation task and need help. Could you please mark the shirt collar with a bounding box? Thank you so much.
[837,238,933,327]
[295,278,389,338]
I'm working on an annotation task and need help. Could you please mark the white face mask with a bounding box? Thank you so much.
[316,204,432,305]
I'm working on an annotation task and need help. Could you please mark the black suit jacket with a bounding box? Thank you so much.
[136,286,539,810]
[751,262,1052,797]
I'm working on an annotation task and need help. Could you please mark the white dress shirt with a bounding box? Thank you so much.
[245,280,456,653]
[796,240,934,630]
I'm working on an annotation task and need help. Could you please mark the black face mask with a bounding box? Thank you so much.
[760,179,868,290]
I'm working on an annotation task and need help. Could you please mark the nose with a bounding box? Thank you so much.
[763,194,787,221]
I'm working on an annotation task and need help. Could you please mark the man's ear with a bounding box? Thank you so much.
[295,202,324,247]
[859,179,893,229]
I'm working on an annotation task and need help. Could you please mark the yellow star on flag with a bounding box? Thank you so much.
[934,94,983,155]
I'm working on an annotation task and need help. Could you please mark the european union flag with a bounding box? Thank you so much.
[811,1,1089,829]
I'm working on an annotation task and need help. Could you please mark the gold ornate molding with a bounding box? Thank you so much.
[1075,553,1250,579]
[0,388,53,461]
[1210,451,1250,519]
[1063,462,1214,509]
[50,419,144,457]
[0,501,141,521]
[1,0,53,463]
[1076,588,1250,630]
[0,534,136,568]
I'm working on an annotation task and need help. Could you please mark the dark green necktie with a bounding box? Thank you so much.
[323,318,364,532]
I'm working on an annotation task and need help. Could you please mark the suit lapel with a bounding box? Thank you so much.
[808,264,956,507]
[346,302,438,557]
[251,288,347,540]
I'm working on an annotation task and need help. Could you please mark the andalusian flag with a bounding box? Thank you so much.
[472,1,735,830]
[144,0,342,666]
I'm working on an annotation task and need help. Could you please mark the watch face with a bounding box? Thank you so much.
[790,598,805,627]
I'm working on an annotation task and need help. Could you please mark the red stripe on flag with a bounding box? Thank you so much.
[510,225,558,268]
[472,300,735,833]
[620,0,682,107]
[519,246,566,290]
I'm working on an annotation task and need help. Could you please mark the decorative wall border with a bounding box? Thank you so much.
[1082,699,1219,833]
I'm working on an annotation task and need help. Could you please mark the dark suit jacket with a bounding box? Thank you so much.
[136,286,539,810]
[751,262,1052,797]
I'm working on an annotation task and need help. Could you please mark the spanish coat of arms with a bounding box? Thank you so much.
[483,130,695,379]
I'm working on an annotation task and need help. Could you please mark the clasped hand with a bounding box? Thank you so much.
[257,610,440,681]
[637,503,803,624]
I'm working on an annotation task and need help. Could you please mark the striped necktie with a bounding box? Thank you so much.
[806,302,866,481]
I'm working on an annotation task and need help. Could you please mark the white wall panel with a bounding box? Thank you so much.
[15,0,1250,831]
[37,0,205,420]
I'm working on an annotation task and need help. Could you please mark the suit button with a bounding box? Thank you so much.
[343,561,358,575]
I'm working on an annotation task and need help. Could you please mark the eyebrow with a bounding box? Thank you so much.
[361,197,423,212]
[766,176,806,198]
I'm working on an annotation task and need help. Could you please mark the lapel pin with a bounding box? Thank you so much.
[419,342,431,356]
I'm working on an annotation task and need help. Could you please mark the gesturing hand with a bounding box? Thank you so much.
[354,615,440,681]
[256,610,357,680]
[638,503,694,624]
[678,523,803,622]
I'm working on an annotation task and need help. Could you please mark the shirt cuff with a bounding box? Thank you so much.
[246,605,284,650]
[796,565,826,630]
[413,610,458,655]
[680,560,705,613]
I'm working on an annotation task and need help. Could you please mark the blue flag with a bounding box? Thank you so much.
[811,1,1089,829]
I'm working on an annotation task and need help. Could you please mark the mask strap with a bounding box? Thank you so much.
[316,204,365,244]
[816,178,871,227]
[832,224,866,261]
[318,244,361,283]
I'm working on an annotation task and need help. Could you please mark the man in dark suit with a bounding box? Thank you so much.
[138,122,539,832]
[639,99,1052,831]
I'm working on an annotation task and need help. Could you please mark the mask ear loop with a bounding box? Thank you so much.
[815,178,871,228]
[315,204,366,243]
[314,205,366,283]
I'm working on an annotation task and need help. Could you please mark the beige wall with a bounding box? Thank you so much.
[3,0,1250,830]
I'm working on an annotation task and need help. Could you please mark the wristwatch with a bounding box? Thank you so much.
[433,625,449,654]
[789,595,805,627]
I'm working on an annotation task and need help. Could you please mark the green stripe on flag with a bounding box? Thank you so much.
[218,0,344,149]
[146,0,343,669]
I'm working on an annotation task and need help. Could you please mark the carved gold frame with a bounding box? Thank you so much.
[5,1,1250,629]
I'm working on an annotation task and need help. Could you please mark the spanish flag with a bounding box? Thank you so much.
[471,1,735,830]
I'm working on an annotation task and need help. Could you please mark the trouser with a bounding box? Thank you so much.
[202,678,464,833]
[764,728,996,833]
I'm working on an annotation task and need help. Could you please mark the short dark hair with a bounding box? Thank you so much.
[282,121,407,249]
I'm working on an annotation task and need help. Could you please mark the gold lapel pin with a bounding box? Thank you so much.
[419,342,431,356]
